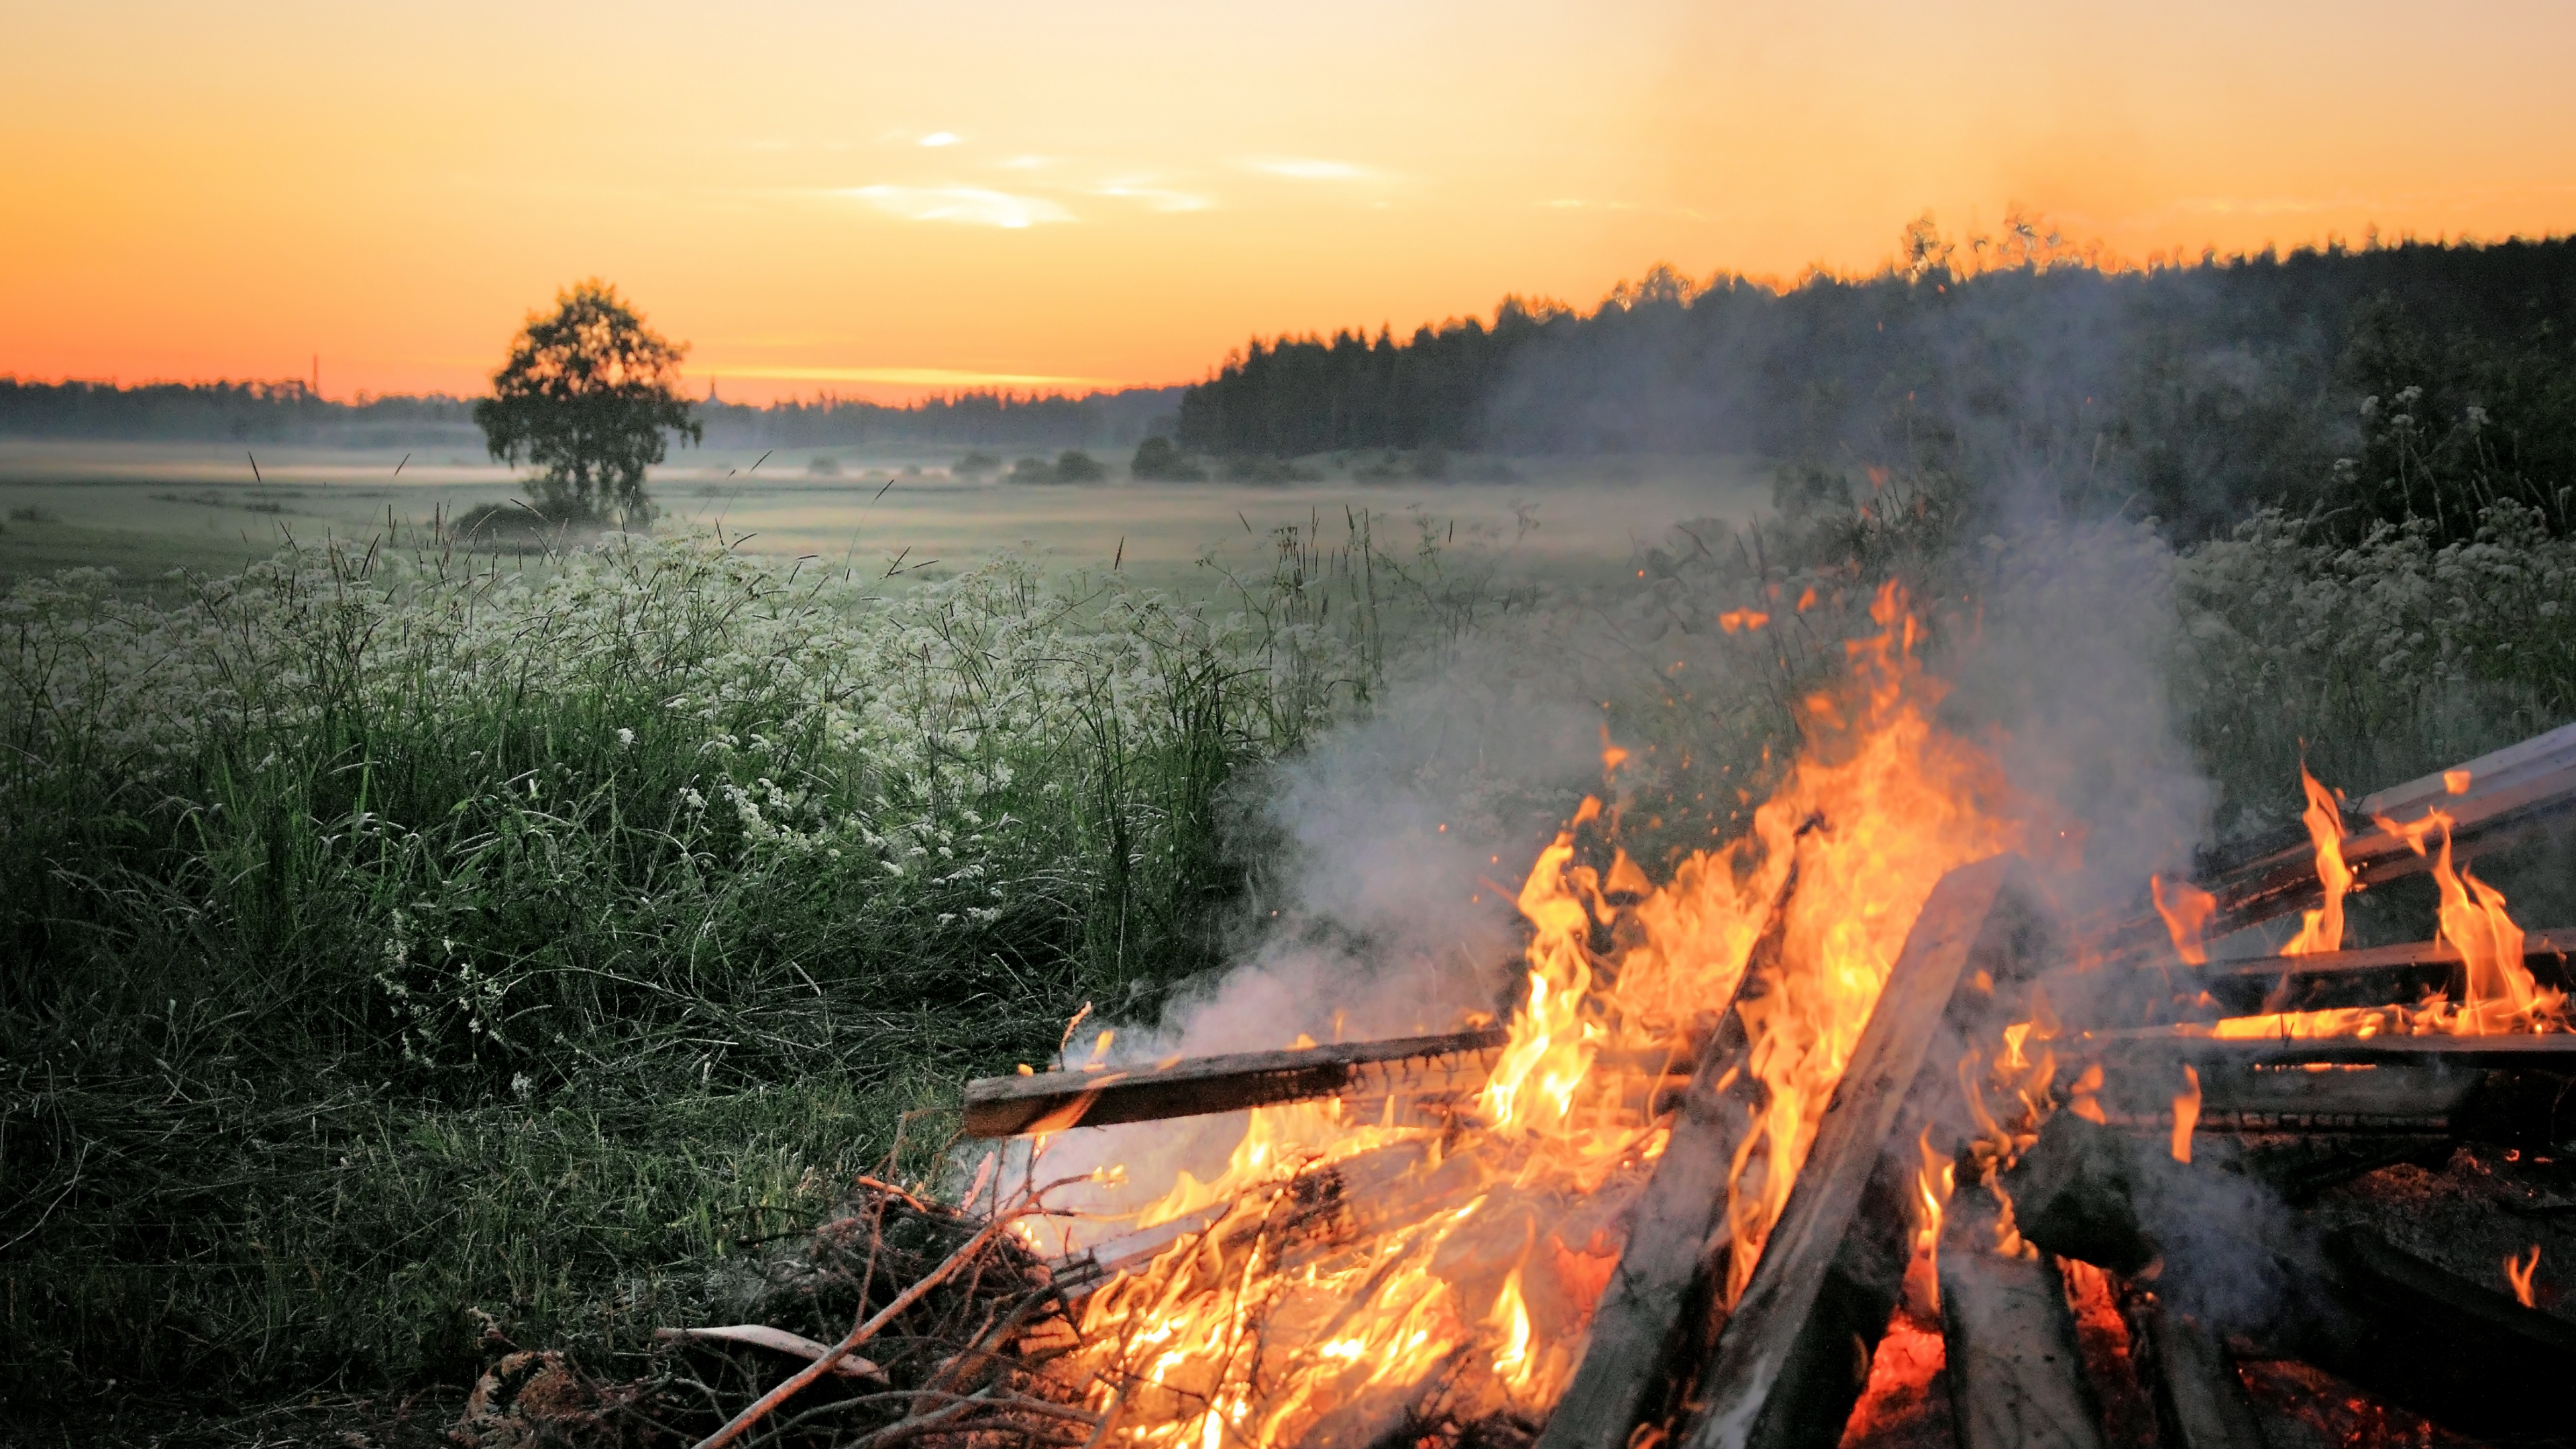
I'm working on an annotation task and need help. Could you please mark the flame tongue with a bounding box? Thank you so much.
[2281,766,2353,957]
[1051,582,2039,1446]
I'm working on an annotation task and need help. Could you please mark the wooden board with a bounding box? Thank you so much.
[1534,844,1811,1449]
[1937,1187,2105,1449]
[2125,1297,2265,1449]
[2145,928,2576,1018]
[961,1026,1507,1137]
[1678,856,2054,1449]
[2076,1028,2576,1074]
[2086,739,2576,968]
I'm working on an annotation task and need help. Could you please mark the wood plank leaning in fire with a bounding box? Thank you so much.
[1676,855,2059,1449]
[2084,722,2576,967]
[1530,839,1806,1449]
[1935,1184,2105,1449]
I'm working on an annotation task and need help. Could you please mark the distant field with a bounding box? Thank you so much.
[0,439,1772,590]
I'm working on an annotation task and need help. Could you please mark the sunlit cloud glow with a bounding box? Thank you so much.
[1240,156,1378,182]
[1095,180,1214,213]
[845,185,1073,228]
[918,131,963,147]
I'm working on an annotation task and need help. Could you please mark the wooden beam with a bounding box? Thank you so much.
[1676,856,2056,1449]
[2124,1296,2266,1449]
[2063,1037,2490,1135]
[961,1026,1507,1138]
[2085,733,2576,967]
[2186,928,2575,1017]
[1533,847,1805,1449]
[1937,1185,2106,1449]
[2001,1112,2576,1446]
[2312,1226,2576,1444]
[2076,1028,2576,1075]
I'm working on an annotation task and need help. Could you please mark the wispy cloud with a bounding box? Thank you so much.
[918,131,963,148]
[1240,156,1381,182]
[1093,179,1214,213]
[845,185,1073,228]
[696,364,1111,388]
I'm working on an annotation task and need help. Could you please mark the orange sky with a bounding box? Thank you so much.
[5,1,2573,404]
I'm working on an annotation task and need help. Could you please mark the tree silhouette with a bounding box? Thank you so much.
[473,280,700,521]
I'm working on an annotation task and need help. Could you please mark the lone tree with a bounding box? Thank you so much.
[473,280,701,521]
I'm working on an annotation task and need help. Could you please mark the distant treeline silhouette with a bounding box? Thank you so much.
[692,386,1181,450]
[0,380,477,443]
[1175,227,2576,539]
[0,376,1182,451]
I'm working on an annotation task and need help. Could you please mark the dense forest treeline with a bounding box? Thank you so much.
[1177,228,2576,540]
[0,376,1182,451]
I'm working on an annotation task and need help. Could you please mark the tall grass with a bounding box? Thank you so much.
[0,527,1397,1414]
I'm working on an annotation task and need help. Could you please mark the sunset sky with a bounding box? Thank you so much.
[5,0,2573,403]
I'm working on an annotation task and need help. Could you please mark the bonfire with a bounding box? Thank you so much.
[459,583,2576,1449]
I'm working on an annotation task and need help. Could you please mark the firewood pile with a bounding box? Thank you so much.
[458,722,2576,1449]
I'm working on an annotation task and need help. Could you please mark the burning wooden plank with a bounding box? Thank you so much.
[1676,855,2057,1449]
[2057,927,2576,1028]
[2088,727,2576,965]
[1935,1185,2106,1449]
[961,1026,1507,1138]
[2188,927,2575,1016]
[1533,850,1801,1449]
[2078,1026,2576,1074]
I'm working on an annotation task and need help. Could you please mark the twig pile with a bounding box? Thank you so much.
[451,1177,1094,1449]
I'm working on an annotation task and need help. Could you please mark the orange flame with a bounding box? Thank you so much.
[2170,1065,2200,1163]
[2200,778,2569,1043]
[1903,1124,1955,1318]
[2508,1245,2540,1307]
[1048,580,2037,1446]
[2281,767,2352,957]
[2151,874,2216,966]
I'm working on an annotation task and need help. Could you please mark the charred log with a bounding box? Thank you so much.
[1935,1185,2106,1449]
[2001,1111,2576,1446]
[2121,1291,2267,1449]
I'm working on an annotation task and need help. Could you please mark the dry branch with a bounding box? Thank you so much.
[963,1028,1509,1138]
